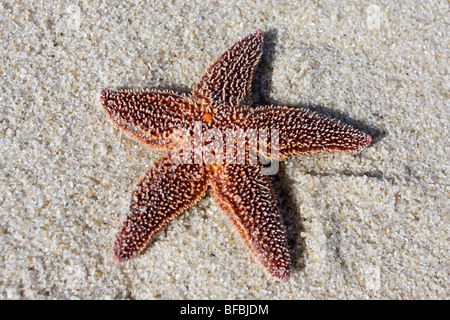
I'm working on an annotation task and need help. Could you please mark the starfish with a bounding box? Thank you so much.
[97,30,371,281]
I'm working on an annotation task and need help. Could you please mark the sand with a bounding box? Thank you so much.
[0,0,448,299]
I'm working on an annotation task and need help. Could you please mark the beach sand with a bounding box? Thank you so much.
[0,0,447,299]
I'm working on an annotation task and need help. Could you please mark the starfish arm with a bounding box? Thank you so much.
[247,106,372,159]
[98,88,195,150]
[193,30,264,108]
[113,155,209,262]
[210,164,291,281]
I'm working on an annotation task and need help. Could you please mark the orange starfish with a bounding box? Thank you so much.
[98,30,371,281]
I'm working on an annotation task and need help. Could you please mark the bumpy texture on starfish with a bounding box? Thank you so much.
[98,30,372,281]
